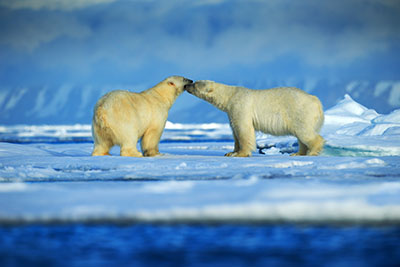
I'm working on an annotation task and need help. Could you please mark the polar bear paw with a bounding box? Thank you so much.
[144,151,164,157]
[225,151,251,157]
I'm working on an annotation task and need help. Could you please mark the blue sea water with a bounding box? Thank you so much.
[1,224,399,267]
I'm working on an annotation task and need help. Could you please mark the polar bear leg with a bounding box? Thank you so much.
[226,122,240,155]
[120,145,142,157]
[92,143,112,156]
[296,132,324,156]
[225,121,255,157]
[291,140,308,156]
[306,135,324,156]
[120,135,142,157]
[91,125,113,156]
[141,127,163,157]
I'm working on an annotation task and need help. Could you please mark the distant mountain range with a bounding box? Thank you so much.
[0,79,399,125]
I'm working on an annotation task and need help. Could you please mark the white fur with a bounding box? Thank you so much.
[92,76,192,157]
[185,80,325,156]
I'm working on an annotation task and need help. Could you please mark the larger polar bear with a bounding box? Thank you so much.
[92,76,193,157]
[185,80,325,156]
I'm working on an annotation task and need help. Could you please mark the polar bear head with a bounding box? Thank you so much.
[164,76,193,94]
[184,80,216,99]
[154,76,193,101]
[185,80,231,111]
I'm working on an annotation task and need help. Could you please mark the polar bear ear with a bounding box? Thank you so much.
[168,81,176,87]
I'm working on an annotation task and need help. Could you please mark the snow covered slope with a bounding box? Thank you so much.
[0,95,399,224]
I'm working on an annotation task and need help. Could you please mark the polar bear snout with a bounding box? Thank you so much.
[184,81,214,97]
[183,79,193,91]
[184,78,193,84]
[184,82,195,91]
[184,81,211,100]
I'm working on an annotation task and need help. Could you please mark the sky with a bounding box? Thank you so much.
[1,0,399,87]
[0,0,400,124]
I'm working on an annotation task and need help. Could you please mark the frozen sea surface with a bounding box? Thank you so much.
[1,95,400,266]
[0,142,399,225]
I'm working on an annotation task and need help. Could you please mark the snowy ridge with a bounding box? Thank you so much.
[322,95,400,156]
[1,80,400,125]
[0,95,400,224]
[324,94,399,135]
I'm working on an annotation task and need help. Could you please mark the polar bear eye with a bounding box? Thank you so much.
[168,81,175,87]
[197,82,206,89]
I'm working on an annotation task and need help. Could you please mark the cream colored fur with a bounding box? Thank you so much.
[185,80,325,157]
[92,76,192,157]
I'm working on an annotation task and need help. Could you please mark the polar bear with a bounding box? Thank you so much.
[92,76,193,157]
[185,80,324,156]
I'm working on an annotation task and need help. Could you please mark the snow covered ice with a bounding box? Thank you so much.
[0,95,400,224]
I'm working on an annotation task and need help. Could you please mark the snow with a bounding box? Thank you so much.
[30,88,47,117]
[389,82,400,107]
[324,94,379,126]
[374,81,391,97]
[0,90,8,108]
[4,88,27,111]
[0,95,400,224]
[39,84,74,118]
[315,94,400,156]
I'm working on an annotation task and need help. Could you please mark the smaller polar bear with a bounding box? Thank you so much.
[92,76,193,157]
[185,80,325,156]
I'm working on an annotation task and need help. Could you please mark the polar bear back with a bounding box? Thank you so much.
[95,90,156,132]
[231,87,323,136]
